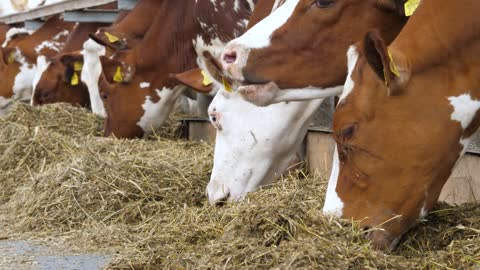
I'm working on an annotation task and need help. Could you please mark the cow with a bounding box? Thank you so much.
[31,3,117,107]
[0,15,74,115]
[87,0,256,138]
[31,22,109,108]
[219,0,407,106]
[202,0,408,204]
[58,0,167,118]
[0,23,11,44]
[89,0,161,51]
[326,0,480,251]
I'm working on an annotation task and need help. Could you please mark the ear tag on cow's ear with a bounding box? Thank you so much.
[222,78,233,93]
[71,72,79,86]
[388,50,400,77]
[105,32,120,43]
[201,70,213,86]
[113,66,123,83]
[74,61,83,72]
[404,0,420,17]
[7,52,15,64]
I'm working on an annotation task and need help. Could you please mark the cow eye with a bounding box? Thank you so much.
[340,124,356,141]
[314,0,334,8]
[209,114,217,123]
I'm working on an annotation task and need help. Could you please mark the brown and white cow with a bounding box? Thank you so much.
[326,0,480,251]
[89,0,256,138]
[204,0,408,204]
[0,15,74,115]
[31,22,109,108]
[219,0,407,106]
[89,0,161,51]
[57,0,171,119]
[31,3,117,107]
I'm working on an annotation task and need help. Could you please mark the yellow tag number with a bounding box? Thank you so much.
[71,72,79,86]
[105,32,120,43]
[201,70,213,86]
[113,66,123,83]
[404,0,421,17]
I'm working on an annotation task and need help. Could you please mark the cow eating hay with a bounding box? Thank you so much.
[0,103,478,269]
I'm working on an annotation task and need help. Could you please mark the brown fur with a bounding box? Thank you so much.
[333,0,480,251]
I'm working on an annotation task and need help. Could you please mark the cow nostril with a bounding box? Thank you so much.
[223,51,237,64]
[362,226,372,238]
[214,192,230,207]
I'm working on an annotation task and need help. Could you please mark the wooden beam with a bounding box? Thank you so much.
[0,0,116,24]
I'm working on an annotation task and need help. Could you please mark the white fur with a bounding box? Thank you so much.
[227,0,299,50]
[34,30,69,53]
[448,94,480,129]
[30,55,51,105]
[2,28,31,48]
[139,82,151,89]
[137,86,186,137]
[12,49,36,101]
[81,39,106,117]
[322,146,344,216]
[207,90,323,204]
[339,46,359,102]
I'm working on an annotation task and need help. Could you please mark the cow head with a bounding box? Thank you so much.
[221,0,407,106]
[325,29,480,251]
[0,47,35,115]
[98,53,186,138]
[31,54,90,107]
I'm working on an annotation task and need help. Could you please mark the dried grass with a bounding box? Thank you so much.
[0,102,479,269]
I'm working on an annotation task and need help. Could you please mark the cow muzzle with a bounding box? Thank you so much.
[221,43,250,82]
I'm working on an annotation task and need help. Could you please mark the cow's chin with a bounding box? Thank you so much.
[237,81,279,106]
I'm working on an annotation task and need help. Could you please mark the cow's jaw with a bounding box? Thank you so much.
[137,85,186,138]
[81,39,107,118]
[207,89,323,204]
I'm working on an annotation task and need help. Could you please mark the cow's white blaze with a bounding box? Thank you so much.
[31,55,51,105]
[322,146,344,216]
[339,46,359,103]
[81,39,106,117]
[207,90,323,204]
[228,0,299,49]
[137,85,187,137]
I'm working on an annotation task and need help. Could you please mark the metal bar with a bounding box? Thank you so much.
[63,10,119,23]
[24,20,45,31]
[0,0,116,24]
[118,0,137,10]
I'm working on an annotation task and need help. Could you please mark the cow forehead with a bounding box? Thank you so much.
[231,0,299,49]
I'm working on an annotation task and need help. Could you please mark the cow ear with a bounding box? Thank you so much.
[60,53,84,85]
[363,30,409,96]
[0,47,17,66]
[376,0,406,16]
[170,68,214,94]
[99,56,127,84]
[89,30,126,51]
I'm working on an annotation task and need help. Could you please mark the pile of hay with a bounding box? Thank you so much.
[0,103,479,269]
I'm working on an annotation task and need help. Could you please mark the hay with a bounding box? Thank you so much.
[0,102,479,269]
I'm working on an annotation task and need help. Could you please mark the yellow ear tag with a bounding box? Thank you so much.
[222,78,233,93]
[7,52,15,64]
[113,66,123,83]
[388,50,400,77]
[404,0,421,17]
[105,32,120,43]
[71,72,79,86]
[74,61,83,72]
[201,70,213,86]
